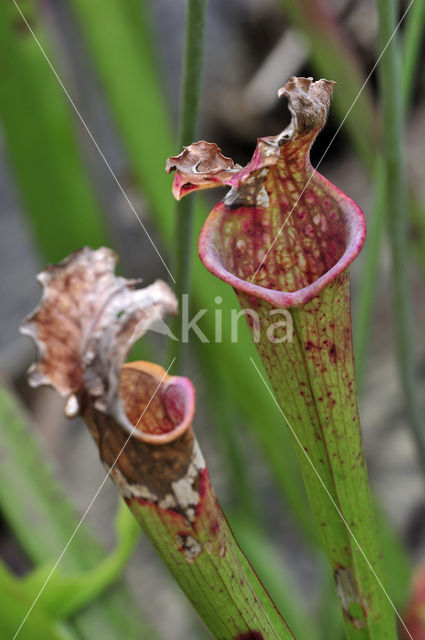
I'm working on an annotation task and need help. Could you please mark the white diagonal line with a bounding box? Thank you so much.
[12,357,175,640]
[12,0,175,284]
[250,0,416,283]
[250,357,413,640]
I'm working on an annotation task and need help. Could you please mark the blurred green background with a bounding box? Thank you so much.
[1,1,425,638]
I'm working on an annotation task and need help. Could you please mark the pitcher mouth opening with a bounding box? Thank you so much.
[120,361,195,444]
[198,173,366,309]
[165,78,366,309]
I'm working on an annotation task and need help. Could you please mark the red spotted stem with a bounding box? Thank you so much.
[21,248,295,640]
[85,361,295,640]
[167,77,398,639]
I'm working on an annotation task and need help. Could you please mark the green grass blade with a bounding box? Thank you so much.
[316,559,345,640]
[377,0,425,473]
[376,505,411,610]
[355,1,425,392]
[70,0,175,246]
[0,1,109,263]
[170,0,208,371]
[208,384,260,521]
[177,0,208,151]
[402,0,425,112]
[354,157,386,391]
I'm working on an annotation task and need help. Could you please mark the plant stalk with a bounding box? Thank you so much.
[81,362,296,640]
[354,0,425,393]
[168,76,399,639]
[377,0,425,472]
[170,0,208,372]
[353,156,386,391]
[21,247,296,640]
[402,0,425,112]
[0,384,159,640]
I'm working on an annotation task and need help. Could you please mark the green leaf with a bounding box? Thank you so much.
[0,384,162,639]
[0,1,109,263]
[0,561,70,640]
[23,503,141,620]
[170,0,208,370]
[377,0,425,476]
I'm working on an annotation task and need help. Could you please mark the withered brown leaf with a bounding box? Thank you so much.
[21,247,177,418]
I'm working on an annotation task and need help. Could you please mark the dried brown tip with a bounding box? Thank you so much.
[166,141,235,176]
[277,76,336,140]
[166,77,336,201]
[166,141,241,200]
[20,247,178,422]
